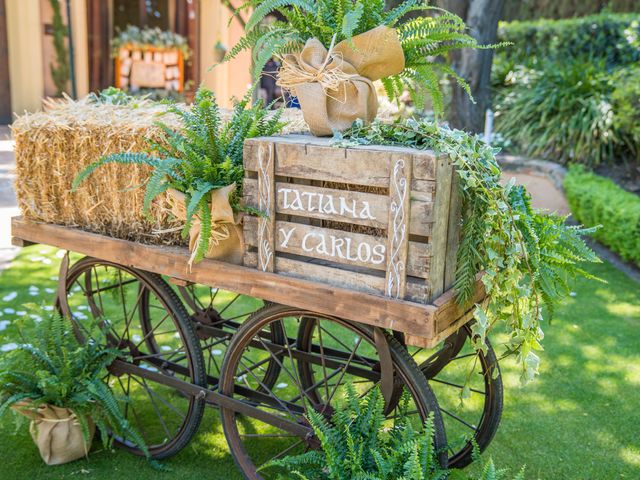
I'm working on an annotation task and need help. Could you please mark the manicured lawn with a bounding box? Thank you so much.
[0,246,638,479]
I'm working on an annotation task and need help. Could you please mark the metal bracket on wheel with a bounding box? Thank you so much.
[373,327,395,411]
[56,251,71,319]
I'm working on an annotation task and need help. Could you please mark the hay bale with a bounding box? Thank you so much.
[12,96,308,245]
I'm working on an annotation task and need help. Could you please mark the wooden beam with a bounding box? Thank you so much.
[11,217,441,338]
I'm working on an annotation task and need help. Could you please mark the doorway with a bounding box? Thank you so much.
[87,0,198,95]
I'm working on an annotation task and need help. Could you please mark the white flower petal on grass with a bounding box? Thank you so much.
[56,250,66,258]
[0,320,10,331]
[160,345,172,352]
[28,292,39,297]
[140,364,158,372]
[28,285,39,291]
[16,311,26,316]
[236,374,247,382]
[72,286,81,292]
[0,343,18,352]
[42,259,52,265]
[276,383,288,389]
[43,306,54,311]
[3,308,15,314]
[211,349,222,356]
[39,249,48,255]
[50,276,58,281]
[29,256,44,262]
[570,292,577,297]
[45,288,55,294]
[77,305,88,311]
[2,292,17,302]
[30,314,42,322]
[132,334,142,342]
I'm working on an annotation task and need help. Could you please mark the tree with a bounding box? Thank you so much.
[438,0,504,133]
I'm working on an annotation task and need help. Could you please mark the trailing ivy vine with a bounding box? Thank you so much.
[337,118,601,382]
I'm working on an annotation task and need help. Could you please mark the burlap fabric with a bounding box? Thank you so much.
[166,184,244,267]
[278,26,405,136]
[13,403,95,465]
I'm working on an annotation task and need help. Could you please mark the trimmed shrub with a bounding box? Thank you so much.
[497,14,640,68]
[494,61,617,167]
[502,0,639,22]
[564,166,640,266]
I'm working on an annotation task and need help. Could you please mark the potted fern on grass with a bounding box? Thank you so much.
[73,86,285,267]
[227,0,503,135]
[0,311,148,465]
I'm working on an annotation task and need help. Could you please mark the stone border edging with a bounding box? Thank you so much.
[497,153,567,191]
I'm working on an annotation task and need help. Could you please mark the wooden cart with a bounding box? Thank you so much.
[10,136,503,478]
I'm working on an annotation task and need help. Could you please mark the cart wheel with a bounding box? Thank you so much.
[57,257,206,459]
[219,304,448,479]
[408,323,503,468]
[176,284,284,390]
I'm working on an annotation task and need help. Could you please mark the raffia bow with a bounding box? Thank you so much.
[165,184,244,269]
[277,26,405,136]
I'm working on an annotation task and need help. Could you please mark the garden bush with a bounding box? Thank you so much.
[611,66,640,161]
[497,13,640,69]
[494,60,617,166]
[564,166,640,266]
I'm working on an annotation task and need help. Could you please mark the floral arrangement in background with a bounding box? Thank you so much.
[111,25,191,59]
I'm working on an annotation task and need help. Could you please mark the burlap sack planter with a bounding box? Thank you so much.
[13,402,95,466]
[165,185,244,267]
[278,26,405,136]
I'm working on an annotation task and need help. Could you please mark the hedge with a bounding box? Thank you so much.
[502,0,639,22]
[497,13,640,68]
[564,166,640,266]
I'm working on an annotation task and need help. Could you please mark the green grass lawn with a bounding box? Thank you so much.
[0,246,638,479]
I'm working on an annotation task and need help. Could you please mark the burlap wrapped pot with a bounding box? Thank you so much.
[12,402,95,466]
[166,184,244,268]
[278,26,405,136]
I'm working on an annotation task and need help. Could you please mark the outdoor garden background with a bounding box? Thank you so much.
[0,1,639,479]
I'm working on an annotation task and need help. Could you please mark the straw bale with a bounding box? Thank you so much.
[12,96,308,245]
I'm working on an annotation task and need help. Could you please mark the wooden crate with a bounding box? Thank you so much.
[242,135,461,307]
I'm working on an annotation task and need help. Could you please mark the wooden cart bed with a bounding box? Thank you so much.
[11,216,484,348]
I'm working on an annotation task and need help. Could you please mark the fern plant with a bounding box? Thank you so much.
[337,118,601,383]
[265,385,447,480]
[73,86,285,263]
[267,385,525,480]
[227,0,502,115]
[0,310,150,456]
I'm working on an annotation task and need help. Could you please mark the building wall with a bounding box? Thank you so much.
[5,1,252,115]
[199,0,252,107]
[6,1,44,114]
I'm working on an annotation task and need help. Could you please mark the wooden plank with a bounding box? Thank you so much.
[11,217,438,337]
[256,142,275,272]
[404,309,474,349]
[444,171,462,290]
[244,217,431,279]
[384,156,412,299]
[11,237,36,248]
[432,277,486,334]
[244,251,429,303]
[244,179,434,237]
[428,155,454,299]
[244,137,436,191]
